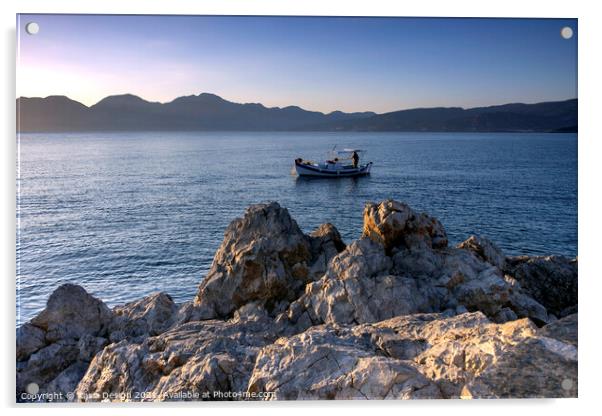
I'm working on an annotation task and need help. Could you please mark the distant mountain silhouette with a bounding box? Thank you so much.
[16,93,577,133]
[312,99,578,132]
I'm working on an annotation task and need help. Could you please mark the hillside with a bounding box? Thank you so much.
[17,94,577,133]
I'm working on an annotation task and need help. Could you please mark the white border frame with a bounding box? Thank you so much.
[2,1,600,414]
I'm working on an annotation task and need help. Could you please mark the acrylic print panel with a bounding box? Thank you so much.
[16,14,577,402]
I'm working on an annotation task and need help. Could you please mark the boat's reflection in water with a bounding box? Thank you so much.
[293,174,370,195]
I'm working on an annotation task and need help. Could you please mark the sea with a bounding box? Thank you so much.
[16,132,577,324]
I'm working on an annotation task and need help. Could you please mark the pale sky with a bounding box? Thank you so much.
[17,15,577,113]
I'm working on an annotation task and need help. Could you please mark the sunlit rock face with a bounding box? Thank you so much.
[362,200,448,253]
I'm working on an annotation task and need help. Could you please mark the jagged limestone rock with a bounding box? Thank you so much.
[363,200,448,252]
[194,202,317,318]
[16,200,578,401]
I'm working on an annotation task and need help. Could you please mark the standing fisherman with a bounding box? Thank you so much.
[352,151,359,168]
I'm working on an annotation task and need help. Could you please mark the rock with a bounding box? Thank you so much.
[362,200,448,253]
[374,312,575,398]
[499,274,549,325]
[286,238,439,326]
[77,335,109,362]
[560,305,578,317]
[455,305,469,314]
[390,234,530,321]
[453,267,510,316]
[329,238,394,282]
[45,362,89,399]
[69,312,577,401]
[75,340,144,401]
[16,323,46,361]
[492,307,518,323]
[172,301,214,325]
[415,311,577,399]
[461,335,577,398]
[30,284,113,343]
[284,228,547,327]
[75,311,282,401]
[17,339,79,396]
[111,292,178,337]
[373,312,524,397]
[16,199,578,401]
[506,291,549,326]
[504,256,577,316]
[392,244,445,279]
[232,301,270,322]
[194,202,313,318]
[307,223,346,278]
[17,285,114,401]
[248,324,442,400]
[457,235,506,269]
[539,314,578,346]
[249,311,576,400]
[108,330,126,344]
[310,223,346,252]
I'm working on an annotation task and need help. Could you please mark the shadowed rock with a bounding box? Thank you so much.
[307,223,346,278]
[30,283,113,343]
[504,256,577,317]
[110,292,178,340]
[540,313,578,346]
[16,286,179,400]
[457,235,506,269]
[16,323,46,361]
[17,284,114,400]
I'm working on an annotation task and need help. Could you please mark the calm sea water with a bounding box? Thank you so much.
[16,132,577,324]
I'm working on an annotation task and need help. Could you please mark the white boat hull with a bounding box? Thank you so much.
[294,160,372,178]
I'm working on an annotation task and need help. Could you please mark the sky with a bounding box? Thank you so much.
[17,15,577,114]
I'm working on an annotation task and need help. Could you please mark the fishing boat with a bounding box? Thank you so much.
[294,148,372,178]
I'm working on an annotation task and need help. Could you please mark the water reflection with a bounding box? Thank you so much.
[294,175,369,194]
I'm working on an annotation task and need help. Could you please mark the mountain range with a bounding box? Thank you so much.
[16,93,577,133]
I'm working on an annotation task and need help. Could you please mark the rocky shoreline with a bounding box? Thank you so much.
[16,200,578,401]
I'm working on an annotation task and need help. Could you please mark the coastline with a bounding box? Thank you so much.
[16,199,578,401]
